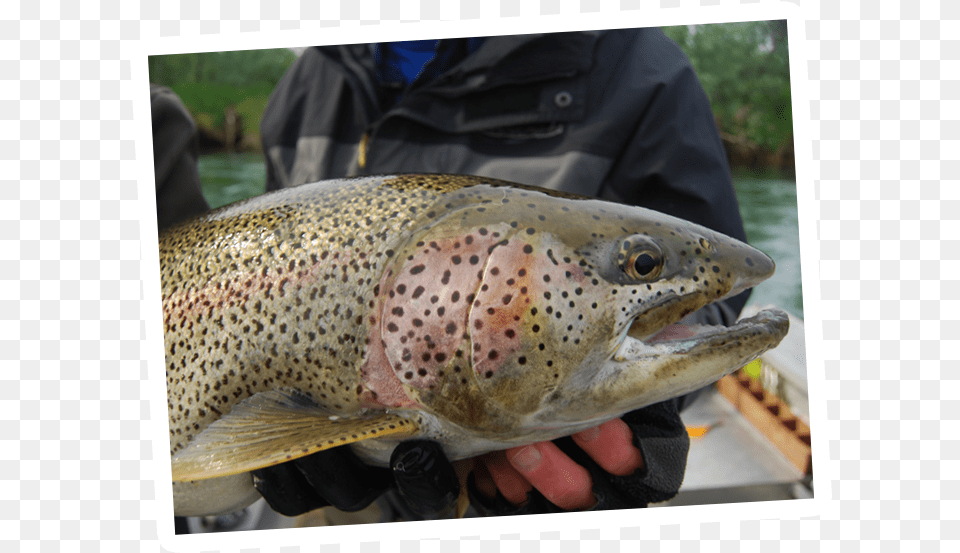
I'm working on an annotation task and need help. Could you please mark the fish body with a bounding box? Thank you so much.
[162,174,788,516]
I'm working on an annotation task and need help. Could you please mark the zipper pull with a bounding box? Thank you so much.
[358,132,370,170]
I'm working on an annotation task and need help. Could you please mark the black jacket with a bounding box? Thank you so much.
[259,28,749,514]
[262,30,745,261]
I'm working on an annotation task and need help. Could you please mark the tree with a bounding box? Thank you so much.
[148,49,298,152]
[662,21,793,164]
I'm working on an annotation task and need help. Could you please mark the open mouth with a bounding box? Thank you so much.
[617,307,790,360]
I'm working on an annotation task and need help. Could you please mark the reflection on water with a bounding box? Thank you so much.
[198,154,804,319]
[198,152,267,210]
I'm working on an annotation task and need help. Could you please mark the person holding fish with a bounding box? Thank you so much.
[235,28,754,520]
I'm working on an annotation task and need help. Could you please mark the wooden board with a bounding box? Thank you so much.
[716,370,812,475]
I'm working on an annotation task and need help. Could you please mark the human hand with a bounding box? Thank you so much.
[253,400,688,518]
[469,399,690,514]
[472,418,644,510]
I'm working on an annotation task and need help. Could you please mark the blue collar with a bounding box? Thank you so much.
[375,38,486,99]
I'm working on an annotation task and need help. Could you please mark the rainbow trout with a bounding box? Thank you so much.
[163,174,789,516]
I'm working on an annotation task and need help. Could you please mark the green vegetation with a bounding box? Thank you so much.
[148,49,297,152]
[663,20,793,172]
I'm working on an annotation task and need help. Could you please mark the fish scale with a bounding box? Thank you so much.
[163,174,789,516]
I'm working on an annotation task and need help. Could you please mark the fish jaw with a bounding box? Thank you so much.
[536,307,790,427]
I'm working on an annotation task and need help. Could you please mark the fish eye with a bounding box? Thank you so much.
[618,238,663,282]
[632,252,659,276]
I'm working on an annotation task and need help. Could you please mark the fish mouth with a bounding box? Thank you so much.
[558,306,789,429]
[618,242,783,358]
[616,307,790,361]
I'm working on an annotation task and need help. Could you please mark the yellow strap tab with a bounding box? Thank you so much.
[358,133,369,169]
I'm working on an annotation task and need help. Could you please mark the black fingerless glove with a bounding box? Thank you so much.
[390,441,460,519]
[251,445,392,516]
[251,440,460,518]
[590,397,690,508]
[468,398,690,515]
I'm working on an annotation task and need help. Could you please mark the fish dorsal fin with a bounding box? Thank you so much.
[171,389,420,482]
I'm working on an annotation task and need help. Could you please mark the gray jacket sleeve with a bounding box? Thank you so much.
[151,84,210,230]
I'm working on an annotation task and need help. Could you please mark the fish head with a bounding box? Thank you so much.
[487,194,788,431]
[370,180,788,445]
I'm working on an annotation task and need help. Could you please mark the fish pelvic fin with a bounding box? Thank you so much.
[171,389,420,482]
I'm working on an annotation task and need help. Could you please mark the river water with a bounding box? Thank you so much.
[198,153,803,319]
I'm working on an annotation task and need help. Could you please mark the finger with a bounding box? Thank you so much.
[480,451,533,505]
[507,442,595,511]
[571,419,644,476]
[471,457,499,499]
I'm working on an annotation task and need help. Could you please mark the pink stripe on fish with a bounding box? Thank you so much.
[379,226,512,393]
[470,236,586,380]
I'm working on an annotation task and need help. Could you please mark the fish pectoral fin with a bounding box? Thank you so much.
[171,389,420,482]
